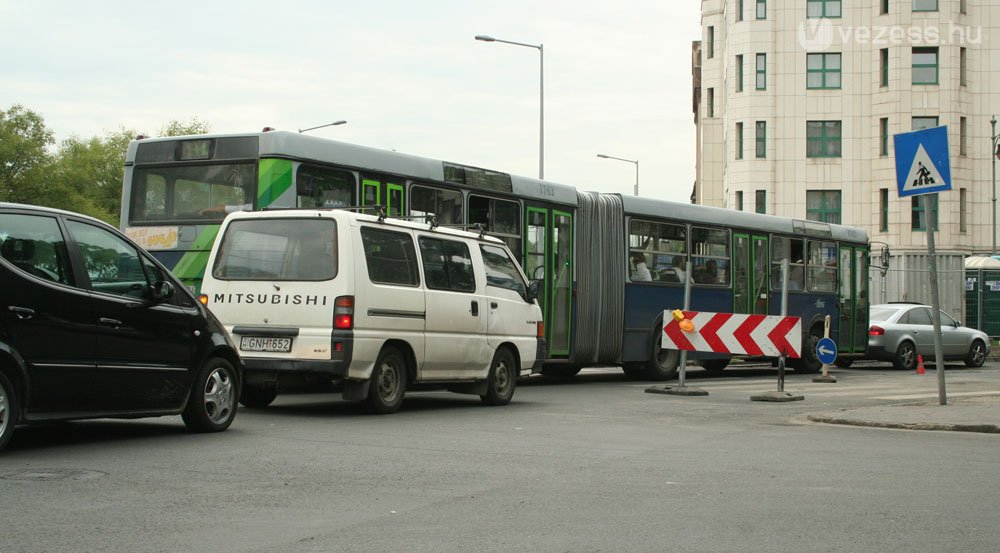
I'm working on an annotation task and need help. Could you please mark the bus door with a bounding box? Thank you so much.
[838,245,870,353]
[361,175,405,217]
[525,206,573,357]
[733,233,769,315]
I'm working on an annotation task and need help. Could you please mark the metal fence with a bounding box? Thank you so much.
[965,269,1000,338]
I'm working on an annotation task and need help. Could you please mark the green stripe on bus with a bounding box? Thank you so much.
[258,158,293,207]
[173,226,221,281]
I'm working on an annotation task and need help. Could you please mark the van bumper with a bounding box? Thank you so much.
[243,358,349,377]
[531,338,548,374]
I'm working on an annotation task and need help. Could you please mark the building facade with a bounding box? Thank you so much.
[696,0,1000,315]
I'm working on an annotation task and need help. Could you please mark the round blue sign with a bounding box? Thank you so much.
[816,337,838,365]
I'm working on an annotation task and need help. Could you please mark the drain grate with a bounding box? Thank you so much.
[1,469,107,481]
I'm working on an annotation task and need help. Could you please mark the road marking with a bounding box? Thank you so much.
[872,390,1000,400]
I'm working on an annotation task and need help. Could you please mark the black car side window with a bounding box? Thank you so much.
[0,213,74,285]
[65,220,151,298]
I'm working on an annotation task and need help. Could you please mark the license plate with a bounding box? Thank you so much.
[240,336,292,353]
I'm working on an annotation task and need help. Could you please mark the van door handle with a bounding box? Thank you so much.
[8,306,35,319]
[470,301,479,316]
[490,302,498,309]
[99,317,123,329]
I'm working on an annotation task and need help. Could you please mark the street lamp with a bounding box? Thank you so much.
[299,120,347,133]
[597,154,639,196]
[475,34,544,180]
[991,116,999,256]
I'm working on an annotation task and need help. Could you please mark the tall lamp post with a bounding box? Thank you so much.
[299,120,347,133]
[991,116,999,256]
[475,34,544,180]
[597,154,639,196]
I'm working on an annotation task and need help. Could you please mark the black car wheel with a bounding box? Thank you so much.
[365,346,407,414]
[965,340,987,368]
[481,348,517,406]
[0,372,17,452]
[182,357,238,432]
[892,341,917,371]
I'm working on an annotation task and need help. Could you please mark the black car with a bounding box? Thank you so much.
[0,203,242,451]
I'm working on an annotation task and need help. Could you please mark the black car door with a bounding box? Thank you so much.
[64,218,195,413]
[0,210,96,416]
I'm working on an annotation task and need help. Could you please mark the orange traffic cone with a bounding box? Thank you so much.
[916,354,926,375]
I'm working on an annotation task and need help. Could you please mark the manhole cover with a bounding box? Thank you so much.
[0,469,107,481]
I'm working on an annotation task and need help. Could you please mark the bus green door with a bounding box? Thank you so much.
[525,206,573,358]
[838,246,870,353]
[734,234,769,315]
[362,178,405,217]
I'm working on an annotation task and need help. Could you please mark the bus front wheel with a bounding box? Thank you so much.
[643,339,680,381]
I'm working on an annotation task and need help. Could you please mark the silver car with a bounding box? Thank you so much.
[867,303,991,370]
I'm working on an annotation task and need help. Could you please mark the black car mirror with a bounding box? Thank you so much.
[152,280,175,302]
[526,279,540,303]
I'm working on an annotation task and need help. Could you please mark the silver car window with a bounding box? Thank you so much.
[904,307,933,325]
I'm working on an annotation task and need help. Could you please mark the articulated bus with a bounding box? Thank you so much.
[121,130,869,379]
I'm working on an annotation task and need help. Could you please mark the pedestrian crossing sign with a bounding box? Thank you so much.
[893,126,951,197]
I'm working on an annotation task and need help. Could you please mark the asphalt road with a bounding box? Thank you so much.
[2,360,999,553]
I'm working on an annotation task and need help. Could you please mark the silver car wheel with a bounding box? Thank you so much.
[970,342,987,366]
[203,368,235,425]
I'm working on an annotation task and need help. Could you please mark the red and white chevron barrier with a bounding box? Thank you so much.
[662,311,802,358]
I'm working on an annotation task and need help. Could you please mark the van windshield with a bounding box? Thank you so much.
[212,218,337,281]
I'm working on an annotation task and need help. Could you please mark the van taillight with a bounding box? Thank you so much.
[537,321,544,338]
[334,295,354,330]
[869,325,885,336]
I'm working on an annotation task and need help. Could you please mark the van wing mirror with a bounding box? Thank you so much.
[526,279,540,303]
[152,280,175,302]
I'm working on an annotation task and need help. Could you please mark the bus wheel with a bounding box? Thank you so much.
[834,358,854,368]
[643,339,679,381]
[701,359,730,374]
[541,365,582,378]
[792,332,822,374]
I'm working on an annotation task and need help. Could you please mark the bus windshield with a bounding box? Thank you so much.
[129,163,256,224]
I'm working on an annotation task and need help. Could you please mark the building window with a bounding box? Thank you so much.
[708,88,715,118]
[960,47,967,87]
[737,0,744,21]
[960,117,968,156]
[880,48,889,87]
[806,120,842,158]
[736,122,744,159]
[756,53,766,90]
[912,0,938,11]
[756,0,766,19]
[807,53,842,89]
[960,188,967,232]
[911,194,939,231]
[912,116,939,131]
[807,191,842,224]
[881,0,889,14]
[736,54,744,92]
[879,188,889,232]
[755,190,766,214]
[961,0,967,14]
[708,27,715,59]
[880,117,889,157]
[807,0,842,18]
[736,191,744,211]
[755,121,766,158]
[912,47,939,85]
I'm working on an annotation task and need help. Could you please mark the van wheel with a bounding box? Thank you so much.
[240,386,277,408]
[366,346,406,414]
[0,372,17,451]
[481,348,517,406]
[182,357,238,433]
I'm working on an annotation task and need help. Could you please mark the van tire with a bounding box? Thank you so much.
[0,372,17,452]
[240,386,278,409]
[182,357,238,433]
[481,348,517,406]
[365,346,407,414]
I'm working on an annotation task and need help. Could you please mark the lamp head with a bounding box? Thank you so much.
[596,154,609,159]
[475,35,495,42]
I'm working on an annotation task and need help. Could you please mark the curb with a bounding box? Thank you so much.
[806,414,1000,434]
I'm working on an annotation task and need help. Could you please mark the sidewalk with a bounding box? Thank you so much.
[808,394,1000,433]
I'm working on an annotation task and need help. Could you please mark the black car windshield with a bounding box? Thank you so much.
[870,307,899,323]
[213,218,337,281]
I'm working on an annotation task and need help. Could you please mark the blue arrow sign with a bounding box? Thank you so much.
[816,337,838,365]
[893,126,951,197]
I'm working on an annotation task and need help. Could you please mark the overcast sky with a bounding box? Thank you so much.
[0,0,702,203]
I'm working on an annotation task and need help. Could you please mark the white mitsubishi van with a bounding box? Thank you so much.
[200,209,545,414]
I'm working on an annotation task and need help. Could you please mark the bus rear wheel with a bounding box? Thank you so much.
[643,340,680,381]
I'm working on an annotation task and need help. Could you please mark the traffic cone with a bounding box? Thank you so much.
[916,354,926,375]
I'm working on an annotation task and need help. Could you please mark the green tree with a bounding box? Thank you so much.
[48,127,137,223]
[0,104,55,204]
[159,117,212,137]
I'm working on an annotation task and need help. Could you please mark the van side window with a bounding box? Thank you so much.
[480,244,527,297]
[361,227,419,286]
[418,237,476,293]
